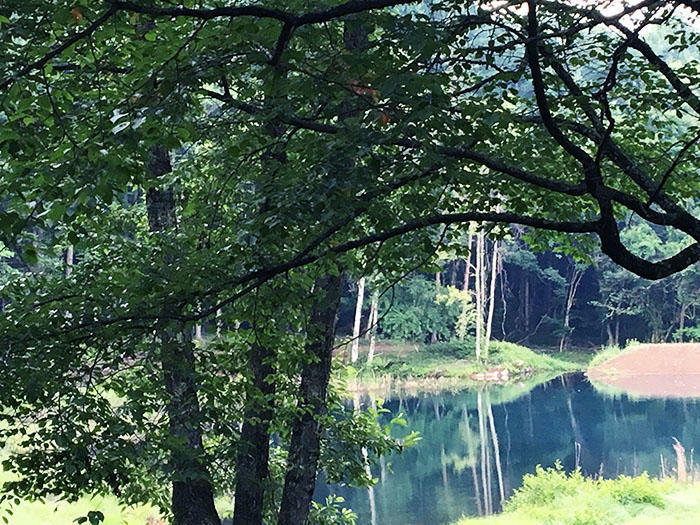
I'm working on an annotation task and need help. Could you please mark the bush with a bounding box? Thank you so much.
[421,338,477,359]
[498,464,668,525]
[505,463,583,510]
[599,473,666,507]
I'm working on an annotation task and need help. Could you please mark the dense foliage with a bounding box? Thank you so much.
[1,1,699,524]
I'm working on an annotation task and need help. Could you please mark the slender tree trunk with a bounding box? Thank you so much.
[606,323,615,347]
[484,240,499,358]
[194,323,203,341]
[429,271,441,343]
[679,303,687,342]
[367,292,379,362]
[277,273,343,525]
[464,230,474,293]
[146,145,220,525]
[233,344,276,525]
[559,266,584,352]
[449,260,457,287]
[64,245,73,277]
[215,308,222,338]
[475,233,485,361]
[351,277,365,362]
[524,277,530,334]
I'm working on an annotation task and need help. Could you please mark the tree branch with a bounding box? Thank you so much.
[0,7,118,92]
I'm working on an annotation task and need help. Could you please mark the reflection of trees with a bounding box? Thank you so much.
[328,376,700,524]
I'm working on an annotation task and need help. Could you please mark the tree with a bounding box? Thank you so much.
[2,1,700,523]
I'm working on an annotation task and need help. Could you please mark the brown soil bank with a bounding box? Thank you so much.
[587,343,700,398]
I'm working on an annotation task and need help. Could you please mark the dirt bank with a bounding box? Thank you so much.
[587,343,700,398]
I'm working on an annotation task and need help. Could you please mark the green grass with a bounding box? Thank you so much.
[0,492,159,525]
[454,464,700,525]
[0,467,237,525]
[347,339,587,392]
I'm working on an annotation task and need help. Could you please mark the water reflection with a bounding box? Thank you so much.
[317,373,700,525]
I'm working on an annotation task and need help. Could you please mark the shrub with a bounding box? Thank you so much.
[421,338,476,359]
[599,473,666,507]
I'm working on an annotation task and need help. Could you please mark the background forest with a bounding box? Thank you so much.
[338,216,700,353]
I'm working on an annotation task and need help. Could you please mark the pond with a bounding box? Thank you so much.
[315,373,700,525]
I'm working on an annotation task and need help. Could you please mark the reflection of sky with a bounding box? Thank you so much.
[317,373,700,525]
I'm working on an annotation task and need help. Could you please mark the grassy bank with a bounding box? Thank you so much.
[344,339,590,393]
[455,465,700,525]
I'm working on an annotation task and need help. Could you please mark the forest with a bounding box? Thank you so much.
[338,220,700,354]
[1,1,700,525]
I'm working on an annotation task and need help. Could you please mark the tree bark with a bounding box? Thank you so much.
[351,277,365,362]
[233,345,276,525]
[277,273,343,525]
[147,145,220,525]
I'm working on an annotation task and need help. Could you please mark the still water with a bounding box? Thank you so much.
[316,373,700,525]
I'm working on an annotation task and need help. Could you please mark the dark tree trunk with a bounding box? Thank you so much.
[147,145,220,525]
[233,345,276,525]
[277,273,343,525]
[162,332,221,525]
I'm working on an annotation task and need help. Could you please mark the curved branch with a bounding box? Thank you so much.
[108,0,414,25]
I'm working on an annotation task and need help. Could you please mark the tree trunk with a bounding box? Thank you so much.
[475,232,485,361]
[524,277,530,334]
[146,145,220,525]
[484,240,499,358]
[367,292,379,362]
[161,329,220,525]
[215,308,222,338]
[233,345,276,525]
[351,277,365,362]
[277,273,343,525]
[559,265,584,352]
[463,230,473,293]
[64,245,73,277]
[679,303,687,342]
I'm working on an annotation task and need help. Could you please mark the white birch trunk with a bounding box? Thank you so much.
[64,245,73,277]
[216,308,222,337]
[484,240,499,358]
[475,232,485,361]
[351,277,365,362]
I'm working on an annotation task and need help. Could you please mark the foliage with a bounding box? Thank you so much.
[379,274,475,342]
[308,496,357,525]
[456,464,676,525]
